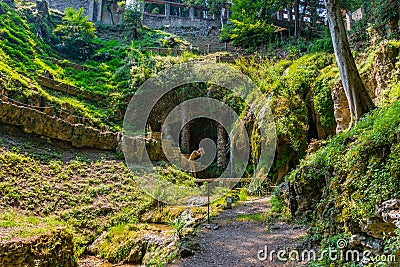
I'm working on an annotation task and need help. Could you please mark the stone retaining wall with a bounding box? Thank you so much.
[37,76,104,101]
[48,0,92,17]
[0,100,118,150]
[143,14,217,29]
[47,0,123,24]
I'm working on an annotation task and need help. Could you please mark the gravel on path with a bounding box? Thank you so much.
[169,197,308,267]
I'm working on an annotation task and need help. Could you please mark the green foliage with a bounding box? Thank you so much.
[1,3,199,133]
[220,0,287,48]
[352,0,400,40]
[235,52,335,182]
[238,187,248,201]
[54,7,96,60]
[222,19,277,48]
[0,210,68,240]
[370,0,400,38]
[287,46,301,60]
[265,188,291,222]
[288,99,400,241]
[308,233,351,267]
[384,228,400,263]
[169,215,187,240]
[272,53,333,151]
[313,66,337,130]
[96,223,144,263]
[122,2,142,29]
[230,0,283,23]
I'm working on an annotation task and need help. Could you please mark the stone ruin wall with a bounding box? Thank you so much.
[47,0,123,24]
[143,15,218,29]
[48,0,91,16]
[47,0,219,28]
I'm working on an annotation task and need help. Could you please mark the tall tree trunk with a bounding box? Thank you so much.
[299,0,309,30]
[294,0,300,38]
[325,0,375,127]
[108,6,114,25]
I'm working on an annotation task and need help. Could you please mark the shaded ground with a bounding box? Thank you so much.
[169,197,308,267]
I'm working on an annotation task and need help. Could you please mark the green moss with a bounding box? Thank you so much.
[236,213,265,222]
[289,100,400,237]
[0,145,159,255]
[313,66,338,130]
[0,210,67,240]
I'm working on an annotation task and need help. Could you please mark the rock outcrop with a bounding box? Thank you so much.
[364,43,400,103]
[331,42,400,133]
[331,81,351,133]
[0,230,76,267]
[361,199,400,239]
[0,99,118,150]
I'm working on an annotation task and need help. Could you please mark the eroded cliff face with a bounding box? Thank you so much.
[364,44,400,102]
[332,42,400,133]
[290,76,400,256]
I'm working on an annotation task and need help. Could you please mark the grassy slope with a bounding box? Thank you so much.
[0,2,111,129]
[0,126,208,262]
[2,1,400,264]
[0,2,196,131]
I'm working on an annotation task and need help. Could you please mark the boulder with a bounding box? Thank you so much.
[331,81,351,133]
[377,199,400,226]
[349,234,384,254]
[0,229,76,267]
[360,199,400,239]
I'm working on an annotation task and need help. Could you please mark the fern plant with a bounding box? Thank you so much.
[53,7,96,60]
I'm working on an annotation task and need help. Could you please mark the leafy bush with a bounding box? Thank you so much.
[309,36,334,53]
[222,19,277,48]
[122,4,142,30]
[54,7,96,60]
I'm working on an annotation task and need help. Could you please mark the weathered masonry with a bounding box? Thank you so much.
[142,0,230,29]
[48,0,124,24]
[47,0,231,28]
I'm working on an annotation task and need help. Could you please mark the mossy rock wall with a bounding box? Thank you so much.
[289,100,400,239]
[0,229,76,267]
[0,99,118,150]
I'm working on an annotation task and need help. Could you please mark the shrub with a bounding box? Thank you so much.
[53,7,96,60]
[223,19,277,48]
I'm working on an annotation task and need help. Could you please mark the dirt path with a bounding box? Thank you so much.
[169,197,308,267]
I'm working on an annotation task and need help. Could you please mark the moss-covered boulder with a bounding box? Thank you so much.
[0,229,76,267]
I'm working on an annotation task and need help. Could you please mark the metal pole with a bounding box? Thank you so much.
[207,182,210,224]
